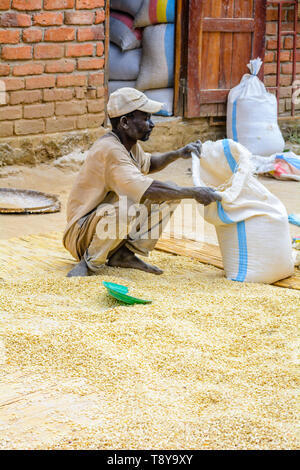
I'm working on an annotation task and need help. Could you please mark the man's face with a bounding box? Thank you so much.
[123,110,155,142]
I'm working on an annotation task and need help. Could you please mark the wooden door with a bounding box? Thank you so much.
[177,0,267,118]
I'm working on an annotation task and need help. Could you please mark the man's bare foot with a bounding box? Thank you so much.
[67,258,90,277]
[107,245,163,275]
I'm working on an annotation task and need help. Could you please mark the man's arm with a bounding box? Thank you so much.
[141,180,222,206]
[149,140,202,173]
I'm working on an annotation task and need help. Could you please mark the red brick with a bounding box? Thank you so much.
[96,42,104,56]
[2,46,32,60]
[84,112,104,128]
[76,0,104,8]
[43,88,73,101]
[65,11,94,25]
[23,29,43,43]
[266,38,279,50]
[56,74,87,87]
[0,105,22,121]
[56,100,86,116]
[76,114,88,129]
[34,44,64,59]
[280,51,291,62]
[281,63,300,74]
[284,36,294,49]
[264,63,277,75]
[0,64,10,76]
[0,0,11,9]
[12,0,42,10]
[15,119,45,135]
[44,0,74,9]
[45,27,75,42]
[0,12,32,27]
[46,116,76,133]
[279,87,292,98]
[0,30,20,44]
[286,8,297,22]
[13,63,44,76]
[264,51,274,63]
[33,12,63,26]
[2,77,24,91]
[0,122,13,137]
[266,23,277,35]
[24,102,54,119]
[75,87,85,99]
[95,10,105,24]
[26,75,55,89]
[17,13,31,27]
[88,72,104,86]
[45,59,75,74]
[10,89,41,104]
[86,88,96,99]
[264,75,277,87]
[282,21,300,33]
[0,106,15,123]
[87,98,104,113]
[280,75,293,86]
[77,58,104,70]
[77,25,104,42]
[266,8,278,21]
[65,43,93,57]
[96,86,104,98]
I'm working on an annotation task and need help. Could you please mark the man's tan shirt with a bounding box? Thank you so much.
[63,132,154,252]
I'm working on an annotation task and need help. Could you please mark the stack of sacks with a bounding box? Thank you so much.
[109,0,176,117]
[109,1,143,89]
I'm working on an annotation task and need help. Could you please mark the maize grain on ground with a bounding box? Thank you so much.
[0,233,299,450]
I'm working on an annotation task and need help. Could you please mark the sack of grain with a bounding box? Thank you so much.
[110,11,142,51]
[134,0,176,27]
[144,88,173,116]
[227,58,285,156]
[108,80,136,95]
[110,0,143,17]
[136,24,174,90]
[192,138,294,283]
[109,43,142,81]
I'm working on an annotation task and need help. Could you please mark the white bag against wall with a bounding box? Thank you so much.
[227,58,285,156]
[192,139,294,284]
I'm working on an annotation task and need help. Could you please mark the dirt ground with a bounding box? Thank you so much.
[0,156,299,242]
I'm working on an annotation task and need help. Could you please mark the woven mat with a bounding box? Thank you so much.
[0,232,74,280]
[0,231,299,289]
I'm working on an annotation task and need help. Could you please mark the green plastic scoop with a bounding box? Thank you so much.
[102,281,152,305]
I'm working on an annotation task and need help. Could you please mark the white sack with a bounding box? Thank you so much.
[192,139,294,284]
[227,58,285,156]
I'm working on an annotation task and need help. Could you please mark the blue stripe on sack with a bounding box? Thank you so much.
[166,0,175,23]
[217,142,248,281]
[217,202,248,281]
[222,139,238,173]
[276,155,300,170]
[232,100,238,142]
[232,221,248,282]
[164,23,174,87]
[217,201,235,224]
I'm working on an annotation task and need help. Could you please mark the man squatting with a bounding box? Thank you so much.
[63,88,222,277]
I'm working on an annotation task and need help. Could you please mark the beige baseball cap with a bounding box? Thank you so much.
[107,87,163,118]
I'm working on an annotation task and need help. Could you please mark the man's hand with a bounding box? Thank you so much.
[194,187,222,206]
[177,140,202,159]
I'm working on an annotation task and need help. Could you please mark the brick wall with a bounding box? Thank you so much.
[0,0,106,140]
[264,2,300,115]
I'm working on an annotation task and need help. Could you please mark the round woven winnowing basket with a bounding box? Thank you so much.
[0,188,61,214]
